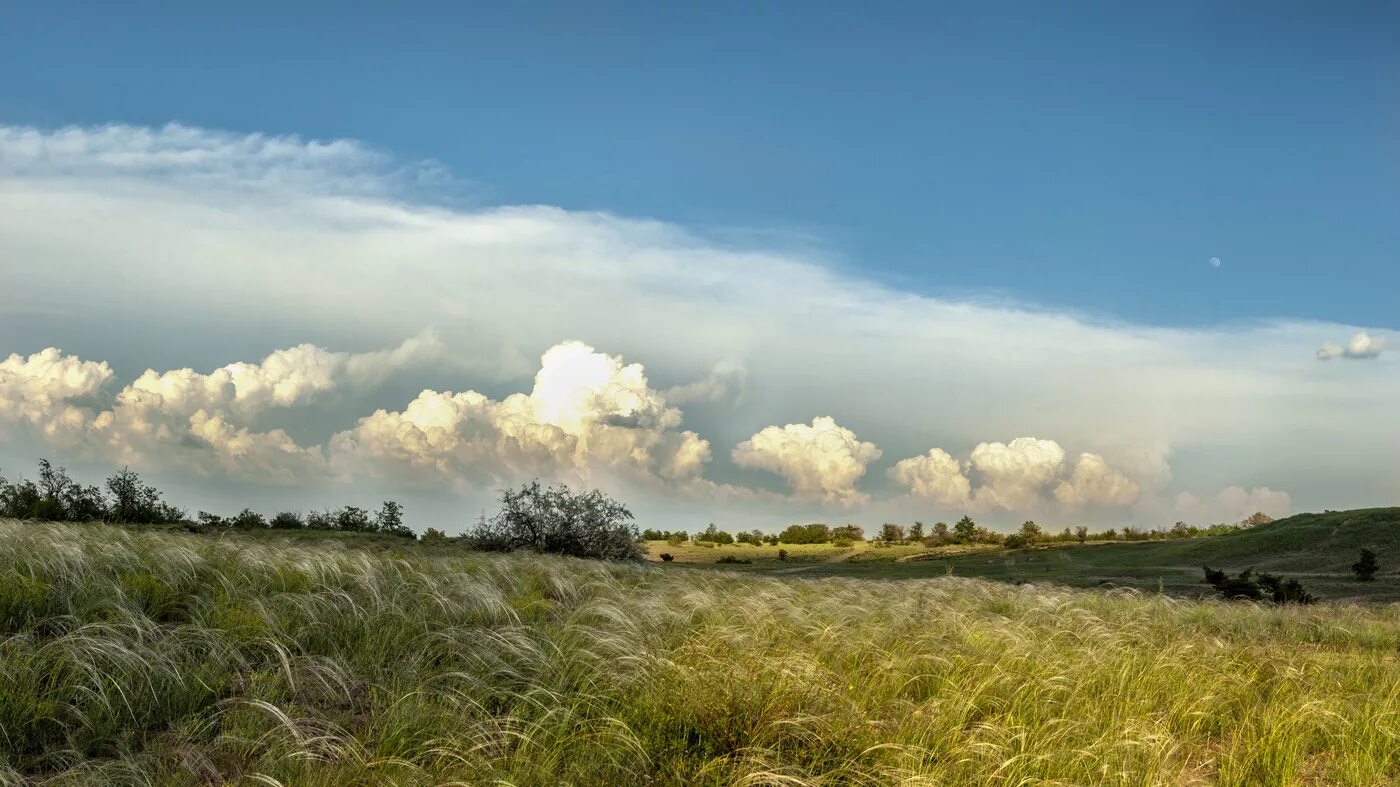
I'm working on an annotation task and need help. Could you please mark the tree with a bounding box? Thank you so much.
[778,523,832,544]
[462,481,642,560]
[336,506,373,532]
[880,523,906,543]
[1004,533,1029,549]
[1019,520,1042,543]
[909,522,926,541]
[1242,511,1275,527]
[229,508,267,529]
[1353,549,1379,582]
[422,527,449,542]
[375,501,414,537]
[106,467,182,524]
[930,522,950,545]
[1074,526,1088,544]
[831,524,864,541]
[953,516,977,543]
[270,511,304,529]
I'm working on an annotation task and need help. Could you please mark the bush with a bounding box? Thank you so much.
[421,527,449,543]
[270,511,304,529]
[777,549,788,561]
[1204,567,1315,605]
[1003,533,1029,549]
[716,555,752,565]
[1353,549,1379,582]
[832,537,853,548]
[778,523,831,544]
[229,509,267,529]
[659,553,674,562]
[461,481,641,561]
[375,501,414,538]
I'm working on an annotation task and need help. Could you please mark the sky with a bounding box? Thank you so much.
[0,3,1397,532]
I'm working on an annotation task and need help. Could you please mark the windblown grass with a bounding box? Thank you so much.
[1,520,1398,785]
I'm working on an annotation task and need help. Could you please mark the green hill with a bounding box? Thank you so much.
[725,508,1400,603]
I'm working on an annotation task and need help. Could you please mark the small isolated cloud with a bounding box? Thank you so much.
[732,416,881,506]
[1176,486,1292,523]
[663,360,747,406]
[1209,257,1222,268]
[1317,331,1384,360]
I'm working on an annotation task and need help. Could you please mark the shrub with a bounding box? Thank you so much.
[659,553,674,562]
[778,523,831,544]
[832,537,853,549]
[777,549,788,561]
[1204,567,1314,605]
[229,508,267,529]
[1003,533,1029,549]
[1353,549,1379,582]
[270,511,304,529]
[716,555,752,565]
[666,533,686,546]
[336,506,374,533]
[461,481,642,561]
[421,527,449,543]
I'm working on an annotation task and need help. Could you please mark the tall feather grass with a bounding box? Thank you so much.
[0,520,1397,785]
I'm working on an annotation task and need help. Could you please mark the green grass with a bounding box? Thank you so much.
[666,509,1400,603]
[3,519,1400,784]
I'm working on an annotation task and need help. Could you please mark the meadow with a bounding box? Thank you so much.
[652,508,1400,604]
[3,519,1399,785]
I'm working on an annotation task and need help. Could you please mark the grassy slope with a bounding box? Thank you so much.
[4,519,1400,785]
[650,508,1400,603]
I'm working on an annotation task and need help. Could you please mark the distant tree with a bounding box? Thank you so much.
[336,506,374,532]
[832,523,864,541]
[1019,520,1042,543]
[928,521,951,546]
[909,521,926,541]
[1242,511,1275,527]
[270,511,304,529]
[666,532,686,546]
[106,467,183,524]
[1353,549,1379,582]
[779,523,832,544]
[953,516,977,543]
[421,527,449,543]
[375,501,414,537]
[306,509,336,530]
[197,511,226,529]
[641,528,665,541]
[695,523,734,544]
[229,508,267,529]
[1074,526,1088,544]
[461,480,642,560]
[1004,533,1029,549]
[880,523,907,543]
[1102,528,1117,541]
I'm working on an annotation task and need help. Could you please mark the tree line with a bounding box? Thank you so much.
[642,513,1276,549]
[0,459,413,538]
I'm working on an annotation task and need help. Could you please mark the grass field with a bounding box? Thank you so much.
[649,508,1400,603]
[3,519,1400,785]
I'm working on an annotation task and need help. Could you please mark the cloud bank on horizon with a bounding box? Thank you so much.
[1,123,1395,529]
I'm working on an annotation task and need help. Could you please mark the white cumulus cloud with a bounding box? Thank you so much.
[888,448,971,507]
[969,437,1067,511]
[732,416,881,506]
[330,341,712,488]
[1176,486,1293,523]
[1317,331,1385,360]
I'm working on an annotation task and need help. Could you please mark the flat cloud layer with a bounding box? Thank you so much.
[1,123,1397,529]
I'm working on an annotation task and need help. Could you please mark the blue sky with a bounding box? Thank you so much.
[0,4,1396,530]
[4,2,1397,327]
